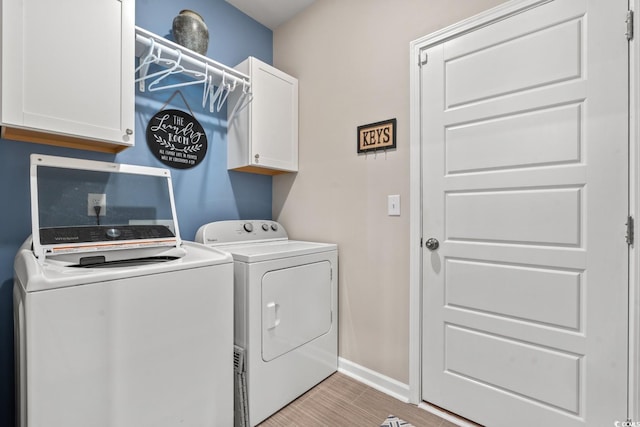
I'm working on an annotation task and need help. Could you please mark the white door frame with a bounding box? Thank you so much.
[408,0,640,419]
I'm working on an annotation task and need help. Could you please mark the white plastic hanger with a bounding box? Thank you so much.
[202,69,225,112]
[217,78,236,112]
[135,38,156,74]
[228,79,253,121]
[148,47,218,92]
[202,69,213,108]
[148,68,207,91]
[148,50,195,92]
[206,71,228,113]
[135,40,182,92]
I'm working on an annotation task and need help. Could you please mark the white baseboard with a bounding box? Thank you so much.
[337,357,410,403]
[337,358,477,427]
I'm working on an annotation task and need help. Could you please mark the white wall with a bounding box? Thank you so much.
[272,0,506,383]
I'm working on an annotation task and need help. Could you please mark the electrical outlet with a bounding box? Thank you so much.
[87,193,106,216]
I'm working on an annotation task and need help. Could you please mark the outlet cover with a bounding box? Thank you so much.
[87,193,106,216]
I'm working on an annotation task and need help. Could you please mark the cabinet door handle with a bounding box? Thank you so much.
[254,153,260,163]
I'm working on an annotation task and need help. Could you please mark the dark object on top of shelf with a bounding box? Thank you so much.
[172,9,209,56]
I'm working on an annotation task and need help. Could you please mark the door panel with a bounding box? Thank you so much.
[445,259,581,329]
[445,18,582,107]
[446,187,582,245]
[445,103,582,174]
[261,261,332,362]
[421,1,629,426]
[445,325,581,413]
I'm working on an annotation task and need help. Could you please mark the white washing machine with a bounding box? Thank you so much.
[196,220,338,427]
[14,154,235,427]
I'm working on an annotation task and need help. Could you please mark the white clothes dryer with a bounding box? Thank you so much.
[196,220,338,427]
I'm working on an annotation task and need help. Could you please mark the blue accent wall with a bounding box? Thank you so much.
[0,1,272,423]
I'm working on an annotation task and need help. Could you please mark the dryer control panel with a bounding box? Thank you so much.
[195,220,288,245]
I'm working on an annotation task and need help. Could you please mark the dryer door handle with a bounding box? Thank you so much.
[266,302,281,330]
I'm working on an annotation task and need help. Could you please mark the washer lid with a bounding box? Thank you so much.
[30,154,182,262]
[14,241,232,292]
[220,240,337,263]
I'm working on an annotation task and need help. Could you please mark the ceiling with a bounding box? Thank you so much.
[225,0,315,30]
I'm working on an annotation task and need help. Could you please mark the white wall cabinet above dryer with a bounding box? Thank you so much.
[227,57,298,175]
[0,0,135,153]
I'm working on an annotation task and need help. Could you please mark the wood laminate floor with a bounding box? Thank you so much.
[257,372,461,427]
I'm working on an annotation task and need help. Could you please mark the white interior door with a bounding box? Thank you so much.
[420,1,629,426]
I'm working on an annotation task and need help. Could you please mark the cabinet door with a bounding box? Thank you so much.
[1,0,135,150]
[250,59,298,172]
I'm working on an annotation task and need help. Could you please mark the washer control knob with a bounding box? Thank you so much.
[105,228,121,239]
[261,223,269,231]
[270,223,278,232]
[243,223,253,233]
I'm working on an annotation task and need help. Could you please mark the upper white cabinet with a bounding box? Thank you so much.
[0,0,135,153]
[228,57,298,175]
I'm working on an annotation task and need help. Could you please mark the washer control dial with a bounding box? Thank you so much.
[243,223,253,233]
[270,223,278,232]
[105,228,121,239]
[262,224,269,231]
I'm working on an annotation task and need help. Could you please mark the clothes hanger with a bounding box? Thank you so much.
[202,68,232,112]
[202,69,213,108]
[216,78,236,112]
[135,44,180,91]
[135,38,156,74]
[228,79,253,121]
[148,59,207,92]
[147,49,186,91]
[207,71,228,112]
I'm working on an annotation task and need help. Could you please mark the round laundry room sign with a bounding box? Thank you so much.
[146,109,208,169]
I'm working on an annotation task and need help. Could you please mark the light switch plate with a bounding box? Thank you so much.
[388,195,400,216]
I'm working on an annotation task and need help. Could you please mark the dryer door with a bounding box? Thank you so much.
[261,261,332,362]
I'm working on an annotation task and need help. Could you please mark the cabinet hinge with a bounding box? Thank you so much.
[420,237,424,248]
[418,50,428,67]
[626,215,634,246]
[627,10,634,41]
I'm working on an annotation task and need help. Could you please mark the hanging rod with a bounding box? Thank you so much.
[134,26,250,93]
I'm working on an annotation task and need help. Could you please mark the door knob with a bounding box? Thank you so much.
[425,238,439,251]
